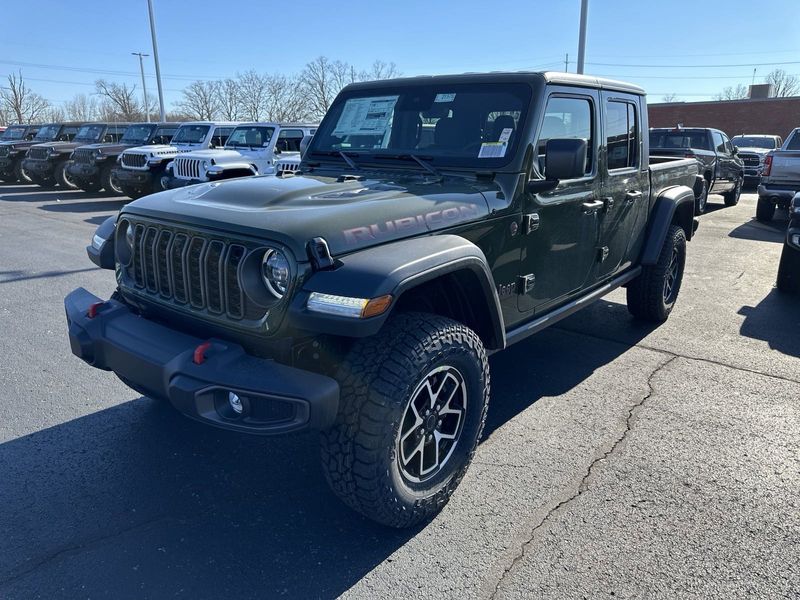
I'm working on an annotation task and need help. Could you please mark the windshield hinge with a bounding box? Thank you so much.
[475,171,495,180]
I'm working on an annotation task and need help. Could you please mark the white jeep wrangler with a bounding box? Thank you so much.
[164,122,317,188]
[114,122,239,199]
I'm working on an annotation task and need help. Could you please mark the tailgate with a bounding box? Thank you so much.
[768,151,800,182]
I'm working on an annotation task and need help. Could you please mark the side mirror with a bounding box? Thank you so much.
[300,134,314,159]
[527,138,587,194]
[273,146,282,155]
[732,146,739,155]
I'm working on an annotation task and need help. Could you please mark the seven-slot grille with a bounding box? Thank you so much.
[124,221,262,321]
[174,157,204,179]
[276,161,300,176]
[72,148,95,164]
[739,153,761,167]
[28,147,50,160]
[0,146,9,157]
[121,152,147,168]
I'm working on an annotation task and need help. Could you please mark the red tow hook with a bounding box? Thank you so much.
[193,341,213,365]
[87,301,105,319]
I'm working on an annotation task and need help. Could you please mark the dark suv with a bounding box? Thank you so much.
[67,123,180,194]
[24,123,130,189]
[650,127,744,214]
[0,123,73,184]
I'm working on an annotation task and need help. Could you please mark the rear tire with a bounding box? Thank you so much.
[756,196,776,222]
[777,244,800,294]
[13,160,32,184]
[695,179,709,215]
[320,312,490,528]
[627,225,687,322]
[55,160,78,190]
[723,175,742,206]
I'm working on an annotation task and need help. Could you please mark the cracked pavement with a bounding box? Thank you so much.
[1,186,798,599]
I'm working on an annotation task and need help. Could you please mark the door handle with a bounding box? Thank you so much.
[582,199,604,214]
[625,190,642,203]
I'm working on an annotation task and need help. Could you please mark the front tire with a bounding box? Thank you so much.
[320,312,490,528]
[101,164,123,195]
[627,225,687,322]
[13,160,32,184]
[723,175,742,206]
[55,160,78,190]
[756,196,776,222]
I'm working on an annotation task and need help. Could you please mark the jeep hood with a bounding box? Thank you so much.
[179,149,243,160]
[77,142,134,155]
[127,144,178,155]
[39,141,89,152]
[121,173,494,258]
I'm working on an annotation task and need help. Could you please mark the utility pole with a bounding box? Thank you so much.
[576,0,589,74]
[752,68,757,86]
[564,53,569,72]
[132,52,150,122]
[146,0,166,121]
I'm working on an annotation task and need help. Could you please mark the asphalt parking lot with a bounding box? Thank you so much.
[0,185,798,599]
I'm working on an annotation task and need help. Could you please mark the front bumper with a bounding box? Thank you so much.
[23,159,55,178]
[161,176,203,190]
[65,288,340,435]
[67,162,101,181]
[743,167,762,179]
[112,167,156,188]
[0,156,16,176]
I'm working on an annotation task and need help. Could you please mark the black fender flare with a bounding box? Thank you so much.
[288,234,505,349]
[86,215,116,270]
[640,185,696,265]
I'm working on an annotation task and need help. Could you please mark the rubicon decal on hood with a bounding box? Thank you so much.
[343,204,483,245]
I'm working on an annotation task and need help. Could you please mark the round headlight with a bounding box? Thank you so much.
[261,249,290,298]
[202,160,210,171]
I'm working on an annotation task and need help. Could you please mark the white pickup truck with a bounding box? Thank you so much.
[113,122,239,199]
[162,122,317,188]
[757,127,800,221]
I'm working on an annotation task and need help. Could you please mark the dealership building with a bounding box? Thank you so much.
[648,84,800,140]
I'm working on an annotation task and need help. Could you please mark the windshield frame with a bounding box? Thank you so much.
[171,124,211,145]
[731,135,778,150]
[73,124,106,143]
[308,81,533,171]
[1,126,28,141]
[33,124,61,142]
[224,126,276,149]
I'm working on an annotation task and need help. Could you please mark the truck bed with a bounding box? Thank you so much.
[650,155,702,199]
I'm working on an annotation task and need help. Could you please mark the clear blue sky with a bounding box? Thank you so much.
[2,0,799,110]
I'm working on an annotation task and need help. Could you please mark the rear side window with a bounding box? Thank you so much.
[649,130,711,151]
[606,100,638,170]
[785,131,800,150]
[538,96,594,175]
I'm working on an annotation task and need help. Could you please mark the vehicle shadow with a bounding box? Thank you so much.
[38,197,128,214]
[729,216,788,244]
[0,267,98,284]
[0,311,652,599]
[738,288,800,358]
[0,187,86,202]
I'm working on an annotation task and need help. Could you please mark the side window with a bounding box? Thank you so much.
[212,127,234,147]
[276,129,304,152]
[606,100,638,170]
[538,96,594,176]
[722,135,734,154]
[712,131,726,153]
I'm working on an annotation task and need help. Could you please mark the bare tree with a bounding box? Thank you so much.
[236,70,271,121]
[176,80,220,120]
[661,93,679,103]
[360,60,400,82]
[714,84,748,101]
[44,105,66,122]
[263,74,311,122]
[0,71,51,123]
[765,68,800,97]
[64,93,99,121]
[94,79,142,120]
[301,56,341,119]
[217,78,241,121]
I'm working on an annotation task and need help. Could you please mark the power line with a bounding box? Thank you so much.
[588,60,800,68]
[0,59,226,82]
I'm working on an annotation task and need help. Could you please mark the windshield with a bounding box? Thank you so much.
[225,126,275,148]
[731,136,777,150]
[1,126,27,140]
[121,124,157,145]
[172,125,210,144]
[310,82,531,168]
[34,125,60,141]
[649,130,711,151]
[74,124,105,143]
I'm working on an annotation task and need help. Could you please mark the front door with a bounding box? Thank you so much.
[712,130,733,192]
[597,92,649,278]
[518,90,602,314]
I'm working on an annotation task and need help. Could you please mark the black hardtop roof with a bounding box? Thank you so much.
[342,71,645,96]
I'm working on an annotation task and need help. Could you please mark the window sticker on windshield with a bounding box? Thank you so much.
[478,142,507,158]
[498,127,513,143]
[332,96,399,137]
[434,93,456,103]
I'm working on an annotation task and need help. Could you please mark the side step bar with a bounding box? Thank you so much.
[501,266,642,350]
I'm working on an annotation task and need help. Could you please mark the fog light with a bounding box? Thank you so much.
[228,392,243,414]
[791,233,800,247]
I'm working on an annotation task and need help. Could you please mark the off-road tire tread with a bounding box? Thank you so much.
[777,245,800,293]
[55,160,77,190]
[627,225,686,322]
[723,176,742,206]
[756,196,775,222]
[320,312,489,528]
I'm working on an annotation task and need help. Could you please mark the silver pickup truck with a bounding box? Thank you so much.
[757,127,800,222]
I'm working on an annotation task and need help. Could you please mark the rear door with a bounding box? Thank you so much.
[517,89,602,314]
[711,130,732,191]
[597,92,649,278]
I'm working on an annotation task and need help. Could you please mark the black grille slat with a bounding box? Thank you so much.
[122,221,268,323]
[73,149,94,164]
[29,147,49,160]
[121,153,147,168]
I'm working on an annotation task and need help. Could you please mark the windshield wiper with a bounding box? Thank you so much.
[372,153,441,177]
[338,151,359,170]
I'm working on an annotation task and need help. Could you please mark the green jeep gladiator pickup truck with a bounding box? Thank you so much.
[66,72,701,527]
